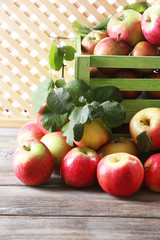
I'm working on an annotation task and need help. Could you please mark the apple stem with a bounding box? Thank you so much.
[117,33,121,43]
[144,166,151,171]
[140,119,150,126]
[23,145,31,151]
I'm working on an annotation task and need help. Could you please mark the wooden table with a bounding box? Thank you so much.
[1,128,160,239]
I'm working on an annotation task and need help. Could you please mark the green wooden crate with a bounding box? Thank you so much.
[74,34,160,123]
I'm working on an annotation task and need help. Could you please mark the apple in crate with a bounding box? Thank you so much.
[107,9,144,47]
[114,69,142,99]
[17,121,45,145]
[144,153,160,192]
[98,137,139,159]
[41,131,73,172]
[81,30,108,55]
[60,147,100,188]
[12,139,54,186]
[146,71,160,99]
[129,108,160,151]
[97,153,144,197]
[75,119,110,150]
[141,6,160,45]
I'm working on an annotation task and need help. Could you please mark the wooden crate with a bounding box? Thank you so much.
[74,34,160,123]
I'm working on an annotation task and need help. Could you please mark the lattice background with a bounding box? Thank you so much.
[0,0,152,127]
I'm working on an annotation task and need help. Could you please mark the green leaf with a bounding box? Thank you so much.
[62,121,74,146]
[72,20,91,36]
[73,123,84,142]
[65,79,93,106]
[31,77,54,114]
[47,88,73,114]
[101,101,126,128]
[41,106,68,132]
[55,78,66,88]
[69,105,90,124]
[123,1,150,14]
[89,101,104,119]
[93,86,122,103]
[63,45,76,61]
[137,131,153,153]
[92,17,111,31]
[49,42,64,71]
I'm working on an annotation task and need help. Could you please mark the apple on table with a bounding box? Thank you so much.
[12,139,54,186]
[97,152,144,197]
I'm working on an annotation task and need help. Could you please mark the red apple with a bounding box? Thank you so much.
[81,30,108,55]
[60,147,100,188]
[36,104,49,134]
[131,41,160,74]
[41,131,73,172]
[90,67,110,78]
[75,119,111,150]
[98,137,139,159]
[144,153,160,192]
[146,71,160,98]
[129,107,160,151]
[107,9,144,47]
[97,152,144,197]
[141,6,160,45]
[17,121,45,145]
[12,139,54,186]
[114,69,142,99]
[93,36,131,74]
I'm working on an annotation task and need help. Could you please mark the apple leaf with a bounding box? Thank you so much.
[92,17,111,31]
[49,42,64,71]
[69,105,90,124]
[101,101,126,128]
[73,123,84,142]
[123,2,150,14]
[41,106,68,132]
[55,78,66,88]
[137,131,153,153]
[62,121,74,146]
[72,20,91,35]
[47,88,73,114]
[31,77,54,114]
[65,79,93,106]
[63,46,76,61]
[89,101,104,119]
[93,86,123,103]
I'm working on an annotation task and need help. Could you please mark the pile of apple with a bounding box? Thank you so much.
[82,3,160,99]
[12,105,160,197]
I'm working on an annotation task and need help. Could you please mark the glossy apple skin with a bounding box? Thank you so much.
[141,6,160,45]
[129,108,160,151]
[107,9,144,47]
[114,69,142,99]
[36,104,49,134]
[75,119,111,150]
[60,147,100,188]
[81,30,108,55]
[41,131,73,172]
[131,41,160,74]
[98,137,139,159]
[12,139,54,186]
[97,153,144,197]
[17,121,45,145]
[144,153,160,192]
[147,72,160,99]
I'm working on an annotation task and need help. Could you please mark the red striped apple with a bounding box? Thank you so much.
[97,152,144,197]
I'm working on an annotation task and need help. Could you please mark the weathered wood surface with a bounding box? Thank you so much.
[1,128,160,239]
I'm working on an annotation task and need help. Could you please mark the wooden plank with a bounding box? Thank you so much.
[0,216,160,240]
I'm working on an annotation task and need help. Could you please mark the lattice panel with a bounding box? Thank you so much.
[0,0,150,127]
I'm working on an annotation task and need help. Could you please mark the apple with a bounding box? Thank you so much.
[129,107,160,151]
[114,69,142,99]
[141,6,160,45]
[97,152,144,197]
[146,71,160,98]
[41,131,73,172]
[81,30,108,55]
[36,104,49,134]
[93,36,131,74]
[131,41,160,74]
[107,9,144,47]
[90,67,110,78]
[98,137,139,159]
[12,139,54,186]
[75,119,111,150]
[60,146,100,188]
[17,121,45,145]
[144,153,160,192]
